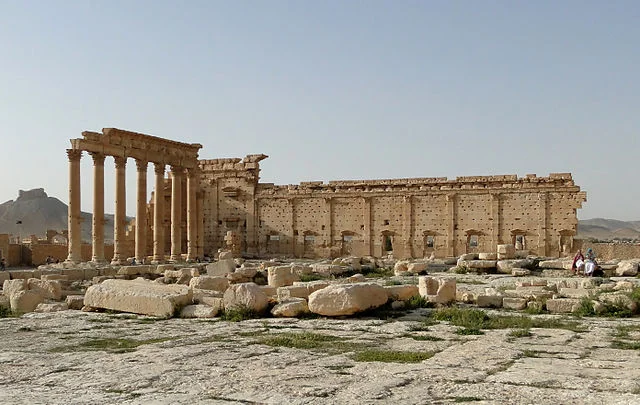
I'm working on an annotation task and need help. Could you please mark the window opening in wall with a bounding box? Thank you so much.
[321,225,325,230]
[360,225,365,230]
[469,235,478,248]
[293,230,298,236]
[304,235,315,241]
[343,235,353,242]
[515,235,525,250]
[259,220,263,227]
[383,235,393,253]
[269,235,280,241]
[384,219,390,226]
[218,220,222,225]
[426,235,435,248]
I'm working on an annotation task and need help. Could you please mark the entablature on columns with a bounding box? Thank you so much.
[70,128,202,168]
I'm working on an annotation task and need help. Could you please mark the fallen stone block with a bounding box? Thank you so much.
[558,288,593,299]
[502,297,527,310]
[60,269,84,281]
[458,253,478,261]
[9,270,41,280]
[538,259,571,270]
[435,279,456,304]
[384,285,419,301]
[407,262,429,274]
[546,298,581,313]
[207,259,236,276]
[10,290,44,313]
[290,264,313,276]
[478,252,497,260]
[268,266,299,288]
[615,260,640,277]
[83,279,192,317]
[189,276,229,292]
[511,268,531,277]
[496,259,532,274]
[223,283,269,313]
[418,276,439,296]
[199,296,224,313]
[271,298,309,317]
[308,283,388,316]
[34,302,69,313]
[277,285,311,301]
[180,304,218,318]
[476,295,503,308]
[598,293,638,312]
[27,279,62,301]
[65,295,85,310]
[497,244,515,260]
[457,260,497,269]
[3,279,27,297]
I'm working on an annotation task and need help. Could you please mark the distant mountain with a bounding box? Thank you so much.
[0,188,116,243]
[577,218,640,241]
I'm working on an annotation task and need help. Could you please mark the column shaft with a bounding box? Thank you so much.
[170,166,183,262]
[196,191,204,259]
[135,160,148,262]
[65,149,82,263]
[152,164,165,263]
[186,169,197,261]
[111,156,127,265]
[90,152,105,262]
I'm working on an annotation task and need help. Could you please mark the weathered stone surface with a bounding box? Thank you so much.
[496,259,533,274]
[457,260,497,269]
[435,279,456,304]
[0,271,10,284]
[271,298,309,317]
[206,259,236,276]
[502,297,527,310]
[34,302,69,313]
[218,251,234,260]
[308,283,388,316]
[558,288,593,299]
[384,285,419,301]
[598,293,638,312]
[393,261,409,275]
[10,290,44,313]
[290,263,313,276]
[267,266,299,288]
[418,276,439,296]
[538,259,571,270]
[223,283,269,313]
[9,270,41,280]
[117,265,154,276]
[260,285,277,297]
[312,263,349,276]
[180,304,218,318]
[3,279,27,298]
[478,252,497,260]
[546,298,581,313]
[26,279,62,301]
[496,244,515,260]
[83,279,193,317]
[615,260,640,276]
[407,262,428,274]
[189,276,229,292]
[277,285,311,301]
[511,268,531,277]
[458,253,478,261]
[476,295,503,308]
[65,295,85,310]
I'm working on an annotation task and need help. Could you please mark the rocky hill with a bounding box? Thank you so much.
[0,188,116,243]
[577,218,640,241]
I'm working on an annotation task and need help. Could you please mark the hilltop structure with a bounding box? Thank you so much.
[63,128,587,263]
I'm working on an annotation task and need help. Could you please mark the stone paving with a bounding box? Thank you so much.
[1,310,639,404]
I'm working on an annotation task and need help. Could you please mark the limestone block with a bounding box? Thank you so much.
[546,298,581,313]
[192,289,224,304]
[27,278,62,300]
[515,250,529,259]
[34,302,69,313]
[277,285,311,301]
[227,272,253,284]
[271,298,309,317]
[527,301,544,312]
[10,290,44,313]
[260,285,277,297]
[614,281,636,292]
[60,269,84,281]
[459,253,478,261]
[0,271,9,285]
[9,270,41,280]
[156,264,175,273]
[538,259,571,270]
[65,295,85,310]
[218,251,234,260]
[83,268,99,280]
[312,263,350,276]
[558,288,593,299]
[476,295,503,308]
[456,291,475,303]
[435,279,456,304]
[496,244,516,260]
[41,274,70,282]
[615,260,640,277]
[118,265,153,276]
[407,262,429,274]
[3,279,27,297]
[189,276,229,292]
[290,264,313,276]
[346,274,366,283]
[502,297,527,310]
[496,259,531,274]
[478,253,497,260]
[418,276,439,297]
[99,267,118,277]
[199,296,224,313]
[393,261,409,275]
[384,285,419,301]
[457,260,497,269]
[180,304,218,318]
[235,267,258,279]
[206,259,236,276]
[504,289,554,300]
[268,266,299,288]
[223,283,269,313]
[598,293,638,312]
[308,283,389,316]
[511,268,531,277]
[83,279,193,317]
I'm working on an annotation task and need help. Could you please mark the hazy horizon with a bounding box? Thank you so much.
[1,1,638,220]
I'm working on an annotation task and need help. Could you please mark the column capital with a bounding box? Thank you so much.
[114,156,127,169]
[135,159,148,172]
[88,152,105,165]
[186,167,198,178]
[66,149,82,162]
[170,165,184,175]
[154,163,165,175]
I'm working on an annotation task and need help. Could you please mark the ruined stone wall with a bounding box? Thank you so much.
[0,234,9,263]
[193,156,585,259]
[573,240,640,261]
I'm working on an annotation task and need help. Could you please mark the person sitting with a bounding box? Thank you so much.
[584,248,598,276]
[571,249,584,275]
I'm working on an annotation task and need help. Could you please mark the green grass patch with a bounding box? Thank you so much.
[612,325,640,339]
[254,332,354,352]
[87,318,114,323]
[49,337,175,353]
[299,274,325,282]
[455,327,484,335]
[401,333,444,341]
[220,305,261,322]
[351,349,435,363]
[508,328,532,338]
[453,397,484,403]
[361,267,395,278]
[611,340,640,350]
[522,349,540,358]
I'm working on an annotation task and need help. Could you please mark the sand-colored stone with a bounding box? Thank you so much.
[384,285,419,301]
[271,298,309,317]
[189,276,229,292]
[222,283,269,313]
[308,283,388,316]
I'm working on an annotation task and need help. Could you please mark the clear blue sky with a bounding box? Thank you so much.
[1,1,638,220]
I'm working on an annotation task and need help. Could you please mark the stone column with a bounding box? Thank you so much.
[362,197,372,256]
[186,168,197,261]
[135,160,148,263]
[323,197,332,252]
[170,166,183,262]
[111,156,127,265]
[288,198,296,256]
[196,191,205,259]
[402,195,413,259]
[537,192,548,256]
[490,193,501,249]
[152,163,165,263]
[65,149,82,263]
[90,152,106,263]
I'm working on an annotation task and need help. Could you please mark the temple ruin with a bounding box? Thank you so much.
[65,128,587,263]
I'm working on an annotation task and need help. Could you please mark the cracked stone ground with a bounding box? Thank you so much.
[1,311,639,405]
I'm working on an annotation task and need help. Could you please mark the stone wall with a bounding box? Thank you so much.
[573,240,640,261]
[196,157,586,259]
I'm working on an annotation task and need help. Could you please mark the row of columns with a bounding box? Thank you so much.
[66,149,202,264]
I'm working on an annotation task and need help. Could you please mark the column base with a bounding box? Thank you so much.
[110,258,126,266]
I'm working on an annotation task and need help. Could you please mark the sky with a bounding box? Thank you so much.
[0,0,638,220]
